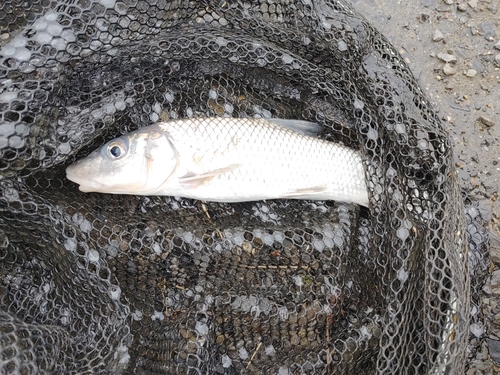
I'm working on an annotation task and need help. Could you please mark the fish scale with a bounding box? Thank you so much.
[66,117,369,206]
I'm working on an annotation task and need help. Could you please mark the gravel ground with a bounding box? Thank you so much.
[347,0,500,373]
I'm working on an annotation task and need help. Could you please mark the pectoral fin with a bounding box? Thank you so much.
[179,164,240,188]
[282,186,330,199]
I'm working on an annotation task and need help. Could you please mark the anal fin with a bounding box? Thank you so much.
[281,186,330,199]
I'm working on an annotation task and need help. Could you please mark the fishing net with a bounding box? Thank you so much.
[0,0,489,374]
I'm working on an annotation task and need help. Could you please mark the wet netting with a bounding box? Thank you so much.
[0,1,487,374]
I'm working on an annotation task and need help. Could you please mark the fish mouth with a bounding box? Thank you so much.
[66,163,108,193]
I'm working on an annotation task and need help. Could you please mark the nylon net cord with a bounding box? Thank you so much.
[0,1,487,374]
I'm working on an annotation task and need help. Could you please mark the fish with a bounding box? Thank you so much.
[66,117,369,206]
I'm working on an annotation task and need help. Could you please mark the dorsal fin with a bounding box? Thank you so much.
[265,118,322,137]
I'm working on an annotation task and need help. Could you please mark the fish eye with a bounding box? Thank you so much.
[107,141,126,159]
[110,145,121,157]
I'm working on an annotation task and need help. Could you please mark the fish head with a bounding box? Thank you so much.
[66,125,177,194]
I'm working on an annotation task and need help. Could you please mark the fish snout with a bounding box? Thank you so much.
[66,159,104,192]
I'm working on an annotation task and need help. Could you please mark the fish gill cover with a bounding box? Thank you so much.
[0,1,489,374]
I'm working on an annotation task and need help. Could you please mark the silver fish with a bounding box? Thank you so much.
[66,118,369,206]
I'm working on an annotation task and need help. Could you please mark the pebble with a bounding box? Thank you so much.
[480,81,492,91]
[458,2,468,11]
[432,29,444,42]
[443,0,453,4]
[495,41,500,50]
[479,116,495,127]
[437,52,457,63]
[486,270,500,294]
[468,0,477,9]
[470,322,484,338]
[455,46,468,59]
[495,54,500,64]
[488,339,500,363]
[338,40,348,52]
[443,63,456,75]
[470,25,479,36]
[436,4,453,12]
[465,69,477,77]
[480,21,496,41]
[473,58,484,73]
[488,2,500,13]
[491,236,500,264]
[459,16,468,24]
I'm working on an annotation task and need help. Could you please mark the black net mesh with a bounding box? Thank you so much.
[0,1,487,374]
